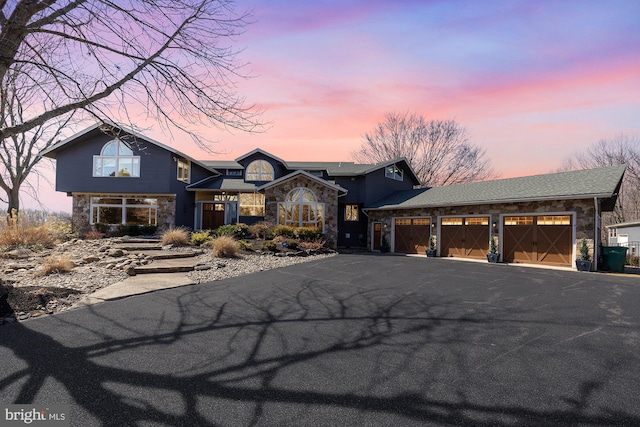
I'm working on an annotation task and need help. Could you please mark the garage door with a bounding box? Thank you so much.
[440,217,490,259]
[502,215,573,266]
[394,218,431,253]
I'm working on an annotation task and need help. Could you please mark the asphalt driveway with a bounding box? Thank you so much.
[1,254,640,426]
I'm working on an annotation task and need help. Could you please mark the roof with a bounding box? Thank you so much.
[258,170,348,194]
[366,164,626,210]
[186,177,257,192]
[606,219,640,229]
[39,121,220,175]
[201,160,244,169]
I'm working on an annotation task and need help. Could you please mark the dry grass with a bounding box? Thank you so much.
[38,255,75,276]
[85,231,105,240]
[0,210,59,250]
[209,235,239,258]
[160,227,190,246]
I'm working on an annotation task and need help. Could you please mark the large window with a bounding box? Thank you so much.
[90,197,157,225]
[93,140,140,177]
[278,187,324,230]
[240,193,265,216]
[245,160,274,181]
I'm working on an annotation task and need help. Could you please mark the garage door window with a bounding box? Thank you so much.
[442,218,463,226]
[465,217,489,226]
[505,216,534,225]
[537,215,571,225]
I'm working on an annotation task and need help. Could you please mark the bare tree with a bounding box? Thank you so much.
[559,134,640,224]
[0,1,261,212]
[353,112,495,187]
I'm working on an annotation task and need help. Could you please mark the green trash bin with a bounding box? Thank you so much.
[602,246,628,273]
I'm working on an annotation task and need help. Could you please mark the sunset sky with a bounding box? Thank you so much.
[24,0,640,212]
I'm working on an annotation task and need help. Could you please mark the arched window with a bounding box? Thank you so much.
[278,187,325,231]
[93,139,140,177]
[245,160,274,181]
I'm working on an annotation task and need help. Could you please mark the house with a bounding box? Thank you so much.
[607,219,640,258]
[39,122,420,248]
[40,122,626,270]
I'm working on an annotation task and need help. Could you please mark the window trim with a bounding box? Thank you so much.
[93,139,140,178]
[90,197,158,225]
[245,160,275,181]
[177,158,191,183]
[277,187,325,231]
[385,164,403,181]
[345,204,359,221]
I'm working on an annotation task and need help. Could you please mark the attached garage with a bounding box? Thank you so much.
[440,216,490,259]
[394,217,431,253]
[502,215,573,266]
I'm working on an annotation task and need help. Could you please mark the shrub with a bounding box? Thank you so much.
[0,210,58,250]
[273,225,297,239]
[248,221,276,240]
[119,223,158,236]
[94,222,111,234]
[238,240,253,251]
[210,235,239,258]
[298,240,326,251]
[273,235,299,250]
[191,230,212,246]
[296,227,323,242]
[160,226,190,246]
[261,240,277,252]
[38,255,75,276]
[85,231,105,240]
[627,255,639,267]
[215,223,248,240]
[46,218,77,241]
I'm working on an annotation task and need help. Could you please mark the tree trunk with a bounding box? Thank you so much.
[6,186,20,214]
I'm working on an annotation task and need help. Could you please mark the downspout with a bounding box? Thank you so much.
[594,197,600,271]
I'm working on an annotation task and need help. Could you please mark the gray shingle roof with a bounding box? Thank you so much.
[366,165,626,210]
[186,177,257,192]
[200,160,243,169]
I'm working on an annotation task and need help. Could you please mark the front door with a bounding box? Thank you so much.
[202,203,225,230]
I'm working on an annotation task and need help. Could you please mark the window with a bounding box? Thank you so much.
[240,193,265,216]
[504,216,534,226]
[90,197,157,225]
[245,160,274,181]
[278,187,324,230]
[93,140,140,177]
[385,164,403,181]
[537,215,571,225]
[345,204,359,221]
[177,159,190,183]
[228,169,243,176]
[442,217,463,226]
[610,228,617,238]
[465,217,489,226]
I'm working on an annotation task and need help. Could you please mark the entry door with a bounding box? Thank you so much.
[372,222,382,250]
[202,203,225,230]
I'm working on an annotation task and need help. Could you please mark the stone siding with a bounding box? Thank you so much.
[263,175,339,248]
[72,193,176,236]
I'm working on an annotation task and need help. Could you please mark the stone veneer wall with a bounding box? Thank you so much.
[366,198,596,255]
[263,175,339,248]
[72,194,176,236]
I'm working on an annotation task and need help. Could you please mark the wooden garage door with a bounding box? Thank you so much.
[440,217,490,259]
[503,215,572,266]
[394,218,431,253]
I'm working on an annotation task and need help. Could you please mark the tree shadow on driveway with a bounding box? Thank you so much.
[1,255,640,426]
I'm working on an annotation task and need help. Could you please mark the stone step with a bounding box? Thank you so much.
[132,250,202,260]
[120,238,162,244]
[133,257,199,274]
[114,243,164,251]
